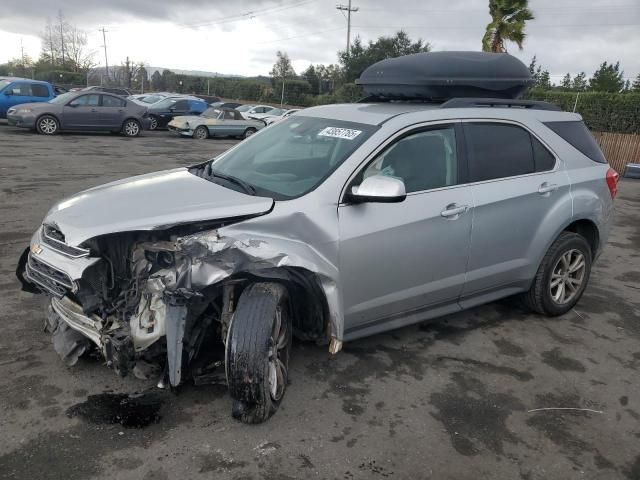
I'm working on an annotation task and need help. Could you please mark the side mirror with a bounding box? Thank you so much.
[4,89,13,96]
[347,175,407,204]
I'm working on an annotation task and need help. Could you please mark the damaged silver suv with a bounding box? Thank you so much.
[17,53,617,423]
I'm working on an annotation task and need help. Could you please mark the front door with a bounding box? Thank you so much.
[62,94,101,129]
[460,121,571,299]
[338,124,473,335]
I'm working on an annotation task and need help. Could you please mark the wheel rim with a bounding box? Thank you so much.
[245,129,255,138]
[195,127,207,139]
[40,117,56,134]
[268,307,288,402]
[125,121,139,136]
[550,249,586,305]
[150,118,157,130]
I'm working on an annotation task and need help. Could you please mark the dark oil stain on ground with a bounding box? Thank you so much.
[66,391,167,428]
[541,347,586,372]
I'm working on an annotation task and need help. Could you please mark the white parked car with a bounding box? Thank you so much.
[264,108,301,125]
[235,104,274,119]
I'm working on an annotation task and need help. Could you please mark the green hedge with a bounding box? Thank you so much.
[35,70,87,85]
[525,90,640,134]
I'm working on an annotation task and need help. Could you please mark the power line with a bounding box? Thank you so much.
[337,1,359,55]
[256,26,346,45]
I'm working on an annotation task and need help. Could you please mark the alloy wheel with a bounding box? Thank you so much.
[267,307,288,402]
[124,121,140,137]
[194,126,208,139]
[39,117,57,134]
[149,117,158,130]
[549,249,586,305]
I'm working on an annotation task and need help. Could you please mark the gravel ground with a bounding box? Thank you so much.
[0,122,639,480]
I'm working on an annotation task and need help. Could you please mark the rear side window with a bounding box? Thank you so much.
[102,95,125,107]
[31,84,50,97]
[543,121,606,163]
[465,123,534,181]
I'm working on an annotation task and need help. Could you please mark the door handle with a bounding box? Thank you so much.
[538,183,558,194]
[441,204,469,218]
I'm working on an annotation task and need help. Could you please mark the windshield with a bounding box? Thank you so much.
[49,92,76,104]
[152,98,178,109]
[235,105,254,112]
[0,80,11,91]
[203,116,377,199]
[202,107,222,118]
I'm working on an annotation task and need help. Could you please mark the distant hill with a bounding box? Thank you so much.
[146,67,245,79]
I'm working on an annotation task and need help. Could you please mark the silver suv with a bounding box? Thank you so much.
[18,98,618,423]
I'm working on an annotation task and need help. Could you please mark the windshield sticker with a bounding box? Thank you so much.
[318,127,362,140]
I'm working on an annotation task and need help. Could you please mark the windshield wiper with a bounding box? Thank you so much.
[209,168,256,195]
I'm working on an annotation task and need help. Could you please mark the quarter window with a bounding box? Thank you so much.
[465,123,554,182]
[359,125,458,193]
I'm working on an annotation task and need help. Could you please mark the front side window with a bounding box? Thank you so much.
[102,95,126,107]
[202,108,222,119]
[198,116,378,199]
[223,110,235,120]
[68,94,101,107]
[358,126,458,193]
[31,84,50,97]
[9,82,32,96]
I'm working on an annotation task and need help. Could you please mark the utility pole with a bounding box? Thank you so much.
[336,1,358,55]
[100,27,109,80]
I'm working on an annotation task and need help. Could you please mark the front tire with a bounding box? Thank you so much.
[226,283,292,424]
[36,115,59,135]
[522,232,592,316]
[122,119,141,137]
[193,125,209,140]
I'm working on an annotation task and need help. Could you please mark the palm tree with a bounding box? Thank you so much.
[482,0,534,53]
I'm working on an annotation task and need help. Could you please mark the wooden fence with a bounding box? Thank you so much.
[593,131,640,174]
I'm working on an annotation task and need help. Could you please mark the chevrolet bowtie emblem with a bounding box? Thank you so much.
[30,243,42,255]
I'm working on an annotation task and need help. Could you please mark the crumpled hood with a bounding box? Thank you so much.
[44,168,274,245]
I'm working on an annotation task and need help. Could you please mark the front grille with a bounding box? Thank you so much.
[41,225,90,258]
[26,254,74,297]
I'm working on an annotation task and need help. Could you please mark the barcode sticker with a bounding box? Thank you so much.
[318,127,362,140]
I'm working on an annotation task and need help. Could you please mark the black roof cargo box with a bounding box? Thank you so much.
[357,51,534,101]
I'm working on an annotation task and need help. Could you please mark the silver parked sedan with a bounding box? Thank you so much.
[6,91,150,136]
[167,107,265,139]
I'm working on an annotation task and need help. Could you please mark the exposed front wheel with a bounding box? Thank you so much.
[226,283,292,424]
[122,119,141,137]
[193,125,209,140]
[522,232,592,316]
[36,115,59,135]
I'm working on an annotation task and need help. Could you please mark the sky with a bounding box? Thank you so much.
[0,0,638,82]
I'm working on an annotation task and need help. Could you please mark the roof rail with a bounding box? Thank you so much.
[440,98,562,111]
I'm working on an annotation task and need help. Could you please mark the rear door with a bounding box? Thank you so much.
[339,123,473,334]
[4,82,33,111]
[460,121,569,301]
[62,94,101,129]
[100,94,127,129]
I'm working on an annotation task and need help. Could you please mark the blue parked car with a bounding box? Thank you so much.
[0,78,55,118]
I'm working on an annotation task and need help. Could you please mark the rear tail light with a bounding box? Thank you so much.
[606,167,620,199]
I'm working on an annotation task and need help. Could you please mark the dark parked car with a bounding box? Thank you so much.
[146,97,208,130]
[211,101,243,110]
[83,86,132,97]
[6,91,150,136]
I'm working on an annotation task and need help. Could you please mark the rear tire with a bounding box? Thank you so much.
[122,119,141,137]
[522,232,592,316]
[149,116,158,130]
[193,125,209,140]
[36,115,59,135]
[243,127,257,139]
[226,283,292,424]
